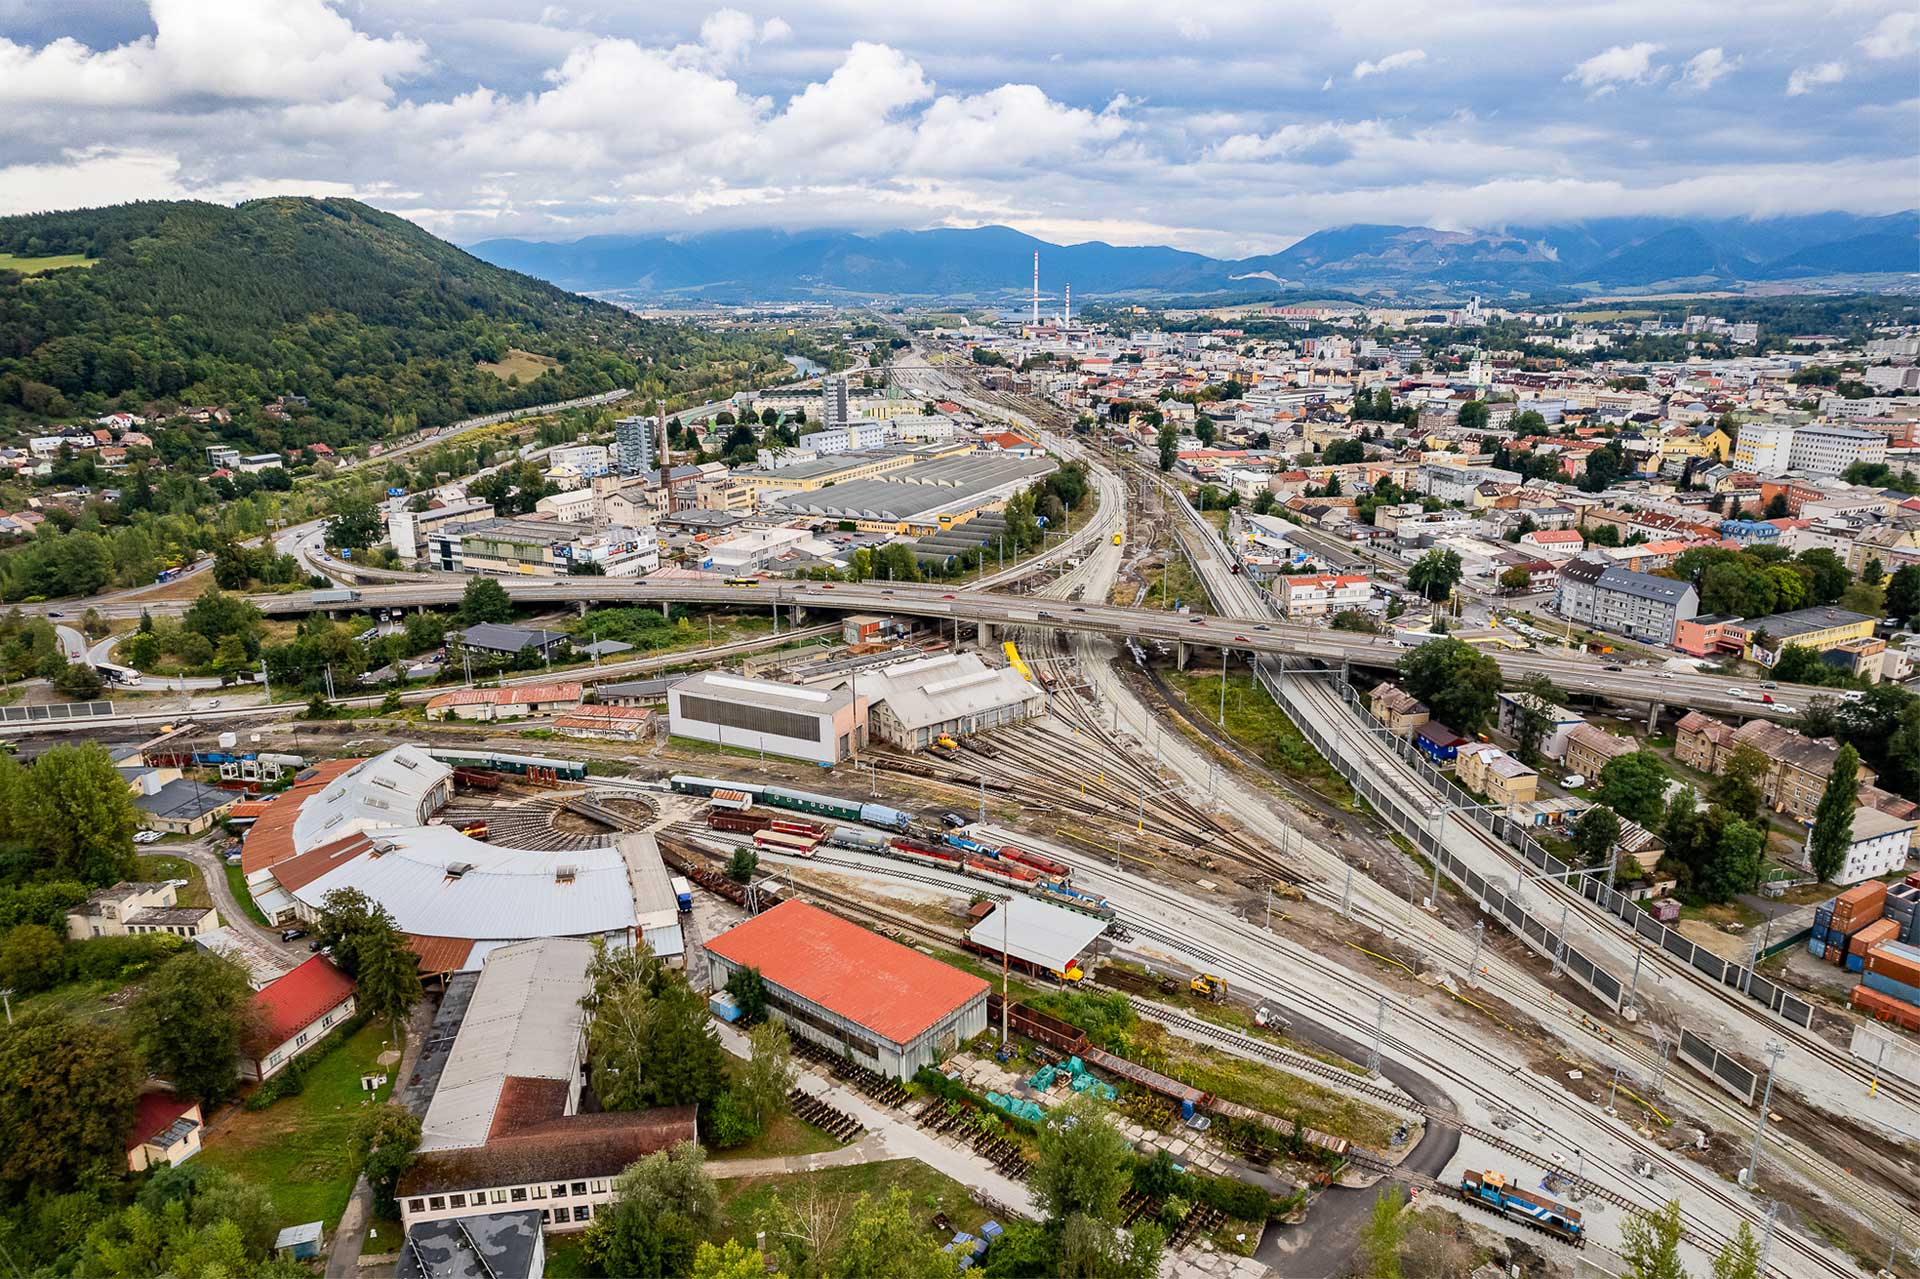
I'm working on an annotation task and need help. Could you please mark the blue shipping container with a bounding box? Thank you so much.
[707,993,742,1024]
[1862,971,1920,1009]
[1846,953,1865,973]
[1807,937,1826,958]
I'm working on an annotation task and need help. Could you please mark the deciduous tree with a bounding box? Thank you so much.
[1357,1186,1407,1279]
[1398,638,1503,736]
[352,1105,421,1217]
[830,1189,962,1279]
[457,576,513,625]
[0,1010,143,1188]
[581,1141,718,1279]
[1621,1198,1687,1279]
[1597,749,1669,828]
[131,950,257,1105]
[1807,744,1859,883]
[7,743,140,885]
[1573,805,1621,871]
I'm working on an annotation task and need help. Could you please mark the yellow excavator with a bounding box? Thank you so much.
[1190,974,1228,1003]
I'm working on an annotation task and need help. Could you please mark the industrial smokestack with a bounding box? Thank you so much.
[1064,283,1070,327]
[1031,251,1039,328]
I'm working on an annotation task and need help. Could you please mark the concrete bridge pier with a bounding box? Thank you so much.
[977,621,996,650]
[662,601,672,620]
[577,601,590,617]
[1647,700,1662,733]
[1175,642,1190,671]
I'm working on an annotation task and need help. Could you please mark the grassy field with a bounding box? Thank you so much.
[10,973,145,1024]
[475,347,560,382]
[198,1021,401,1229]
[224,862,271,927]
[138,852,212,910]
[716,1159,990,1247]
[712,1110,844,1163]
[0,252,96,274]
[1163,669,1357,808]
[1156,1032,1400,1149]
[1123,553,1211,612]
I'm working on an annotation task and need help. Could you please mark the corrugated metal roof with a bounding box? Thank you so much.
[855,652,1041,731]
[965,896,1105,972]
[419,938,595,1152]
[704,900,986,1045]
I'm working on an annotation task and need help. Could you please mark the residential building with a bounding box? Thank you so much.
[126,1093,203,1173]
[1417,461,1520,504]
[1553,556,1698,644]
[613,416,654,475]
[703,899,989,1080]
[553,705,654,742]
[1675,714,1879,822]
[1275,572,1372,619]
[1563,723,1637,779]
[1787,424,1887,475]
[820,374,851,428]
[1369,682,1429,737]
[425,683,584,723]
[243,956,357,1081]
[457,623,571,660]
[134,776,238,835]
[1495,693,1588,762]
[547,445,611,478]
[458,518,657,578]
[854,652,1046,751]
[667,671,864,765]
[66,882,216,941]
[1414,721,1466,763]
[1520,528,1585,558]
[1806,808,1915,886]
[1746,606,1876,668]
[1732,422,1794,473]
[1456,744,1540,806]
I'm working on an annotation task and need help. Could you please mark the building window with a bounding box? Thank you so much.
[295,1032,309,1048]
[448,1194,465,1208]
[429,1198,446,1211]
[408,1199,426,1214]
[551,1185,568,1198]
[490,1189,508,1204]
[540,1209,552,1225]
[531,1185,546,1199]
[571,1182,587,1196]
[572,1206,591,1223]
[511,1188,527,1202]
[589,1180,608,1194]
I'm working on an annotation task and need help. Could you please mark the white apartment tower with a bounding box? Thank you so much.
[614,414,655,475]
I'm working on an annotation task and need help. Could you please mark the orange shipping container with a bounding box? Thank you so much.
[1851,983,1920,1033]
[1849,918,1901,956]
[1831,881,1887,932]
[1865,940,1920,988]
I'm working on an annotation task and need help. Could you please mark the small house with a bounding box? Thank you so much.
[1414,721,1467,763]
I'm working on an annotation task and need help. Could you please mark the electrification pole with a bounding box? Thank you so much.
[1366,995,1387,1075]
[1745,1043,1786,1188]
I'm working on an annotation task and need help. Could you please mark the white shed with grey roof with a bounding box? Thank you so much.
[965,895,1106,975]
[667,670,864,765]
[854,652,1044,750]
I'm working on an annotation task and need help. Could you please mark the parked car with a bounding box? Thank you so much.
[1562,775,1586,789]
[133,830,163,844]
[279,927,309,943]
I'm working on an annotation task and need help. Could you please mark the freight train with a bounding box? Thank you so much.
[670,775,912,832]
[1459,1170,1584,1243]
[889,837,1113,919]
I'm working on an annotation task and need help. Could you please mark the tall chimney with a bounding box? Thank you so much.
[1031,251,1039,328]
[1064,283,1071,327]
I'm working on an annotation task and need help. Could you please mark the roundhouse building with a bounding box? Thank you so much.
[667,671,865,765]
[853,652,1045,751]
[703,900,988,1079]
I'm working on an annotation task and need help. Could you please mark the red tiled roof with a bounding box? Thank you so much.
[425,682,582,709]
[127,1092,199,1151]
[488,1076,571,1139]
[253,956,355,1044]
[272,833,375,894]
[407,934,475,975]
[704,900,987,1045]
[241,758,362,874]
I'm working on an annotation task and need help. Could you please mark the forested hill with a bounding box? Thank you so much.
[0,198,797,454]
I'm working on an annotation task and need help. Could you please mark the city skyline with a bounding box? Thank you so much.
[0,1,1914,255]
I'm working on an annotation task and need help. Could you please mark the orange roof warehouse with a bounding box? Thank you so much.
[702,900,988,1080]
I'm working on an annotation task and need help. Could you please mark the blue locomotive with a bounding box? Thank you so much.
[1460,1170,1584,1242]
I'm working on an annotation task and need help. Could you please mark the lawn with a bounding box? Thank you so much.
[197,1021,402,1230]
[1153,1031,1401,1150]
[711,1110,844,1163]
[716,1159,990,1247]
[1162,668,1357,808]
[0,252,96,274]
[138,852,212,911]
[224,862,271,927]
[476,347,560,382]
[1121,552,1210,613]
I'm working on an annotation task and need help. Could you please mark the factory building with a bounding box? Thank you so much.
[667,671,865,765]
[703,900,988,1080]
[854,652,1045,751]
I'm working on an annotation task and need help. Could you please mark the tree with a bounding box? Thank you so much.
[1621,1198,1688,1279]
[1807,744,1860,883]
[581,1142,718,1279]
[1357,1186,1406,1279]
[1698,813,1767,903]
[1398,638,1503,736]
[1509,675,1563,766]
[737,1021,795,1132]
[1712,1221,1761,1279]
[727,847,759,883]
[1573,805,1621,872]
[1032,1095,1133,1223]
[131,950,257,1105]
[1762,493,1790,519]
[1597,749,1670,828]
[457,576,513,625]
[52,660,106,700]
[1406,548,1464,603]
[1796,548,1851,605]
[1330,609,1382,634]
[326,492,383,551]
[1456,400,1490,430]
[352,1105,421,1218]
[1709,743,1768,823]
[10,743,140,884]
[724,965,769,1022]
[693,1239,780,1279]
[588,955,728,1113]
[0,1010,143,1189]
[1156,422,1178,471]
[1498,565,1532,594]
[0,922,65,993]
[829,1189,963,1279]
[354,921,423,1032]
[1886,565,1920,627]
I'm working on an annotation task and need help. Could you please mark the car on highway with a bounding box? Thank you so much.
[1189,617,1206,625]
[942,594,956,599]
[1255,624,1270,631]
[1761,681,1777,689]
[47,611,62,617]
[1727,687,1747,698]
[1234,635,1249,642]
[1072,607,1086,613]
[1603,664,1623,672]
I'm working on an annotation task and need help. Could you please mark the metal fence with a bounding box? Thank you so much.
[1678,1027,1760,1105]
[0,699,115,722]
[1261,659,1815,1029]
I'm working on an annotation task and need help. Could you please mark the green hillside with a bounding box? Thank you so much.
[0,198,801,454]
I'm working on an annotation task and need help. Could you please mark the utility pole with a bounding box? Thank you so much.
[1870,1033,1890,1097]
[978,773,986,824]
[1340,865,1354,918]
[1627,941,1645,1016]
[1760,1199,1781,1278]
[1468,921,1485,988]
[1366,995,1387,1075]
[259,658,271,705]
[1745,1043,1786,1188]
[1219,643,1227,726]
[1551,900,1571,977]
[1426,806,1445,908]
[1650,1025,1672,1096]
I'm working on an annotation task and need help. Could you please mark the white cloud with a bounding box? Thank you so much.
[1786,61,1847,95]
[0,0,426,106]
[1858,12,1919,59]
[1566,42,1665,90]
[1676,47,1738,91]
[1352,48,1426,79]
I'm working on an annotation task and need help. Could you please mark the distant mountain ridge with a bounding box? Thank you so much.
[469,212,1919,301]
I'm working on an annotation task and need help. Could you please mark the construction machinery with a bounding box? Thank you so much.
[1190,974,1228,1002]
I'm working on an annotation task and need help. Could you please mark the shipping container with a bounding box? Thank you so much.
[1806,936,1826,959]
[1832,881,1888,933]
[1826,944,1843,964]
[1846,953,1865,973]
[1850,918,1900,956]
[1865,940,1920,987]
[1862,970,1920,1009]
[1815,903,1836,927]
[1851,983,1920,1032]
[1906,872,1920,891]
[1810,925,1829,947]
[707,992,743,1023]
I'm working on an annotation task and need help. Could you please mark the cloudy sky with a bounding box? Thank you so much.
[0,0,1915,255]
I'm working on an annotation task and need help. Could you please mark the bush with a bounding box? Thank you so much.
[1193,1173,1281,1221]
[703,1089,761,1149]
[0,924,65,993]
[64,931,183,981]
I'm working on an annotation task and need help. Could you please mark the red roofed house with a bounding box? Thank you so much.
[982,431,1044,458]
[703,899,988,1079]
[244,956,357,1081]
[127,1092,203,1172]
[1275,572,1372,619]
[424,682,583,723]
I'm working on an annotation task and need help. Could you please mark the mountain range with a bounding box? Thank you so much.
[469,212,1920,302]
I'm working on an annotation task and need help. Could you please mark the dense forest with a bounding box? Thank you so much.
[0,198,815,451]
